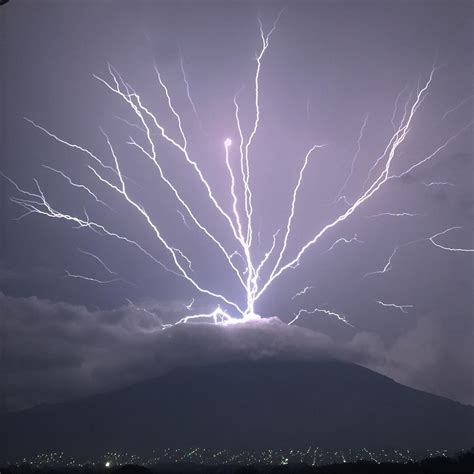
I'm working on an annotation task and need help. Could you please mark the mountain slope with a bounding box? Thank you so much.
[1,359,473,461]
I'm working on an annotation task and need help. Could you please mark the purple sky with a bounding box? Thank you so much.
[1,0,473,412]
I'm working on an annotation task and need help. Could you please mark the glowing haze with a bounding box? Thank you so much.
[2,8,472,330]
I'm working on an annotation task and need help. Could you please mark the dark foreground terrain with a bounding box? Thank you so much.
[1,360,473,461]
[2,450,474,474]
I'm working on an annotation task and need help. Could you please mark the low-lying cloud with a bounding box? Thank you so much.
[1,292,472,413]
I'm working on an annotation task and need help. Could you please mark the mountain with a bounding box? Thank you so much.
[1,359,473,461]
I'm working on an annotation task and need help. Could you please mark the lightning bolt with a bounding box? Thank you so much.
[441,95,473,121]
[125,298,167,327]
[336,195,352,207]
[179,53,202,128]
[266,143,326,283]
[428,227,474,253]
[390,85,409,132]
[364,225,473,280]
[390,121,473,180]
[184,298,195,310]
[78,249,117,275]
[422,181,455,188]
[335,114,369,201]
[64,269,121,285]
[322,234,364,255]
[363,247,399,278]
[176,209,191,229]
[3,13,472,330]
[366,212,424,219]
[113,114,148,135]
[291,286,314,300]
[376,300,413,314]
[43,166,113,211]
[254,66,471,303]
[289,306,354,328]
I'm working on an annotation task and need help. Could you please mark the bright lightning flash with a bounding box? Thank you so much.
[3,13,473,330]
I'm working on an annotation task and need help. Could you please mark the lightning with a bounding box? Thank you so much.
[335,114,369,201]
[113,114,148,135]
[390,85,408,132]
[289,307,353,328]
[363,247,399,279]
[176,209,191,229]
[363,224,474,283]
[441,95,473,121]
[422,181,455,188]
[333,195,352,207]
[78,249,117,275]
[64,269,121,285]
[252,65,473,303]
[125,298,167,327]
[376,300,414,314]
[179,54,201,127]
[322,234,364,254]
[43,166,113,211]
[184,298,195,310]
[390,120,474,180]
[428,227,474,253]
[3,13,473,331]
[366,212,424,219]
[291,286,314,300]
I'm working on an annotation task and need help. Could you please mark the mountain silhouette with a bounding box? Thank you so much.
[1,359,473,461]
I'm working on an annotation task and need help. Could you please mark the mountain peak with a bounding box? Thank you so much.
[1,358,472,462]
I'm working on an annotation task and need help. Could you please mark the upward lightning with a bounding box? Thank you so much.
[4,14,473,329]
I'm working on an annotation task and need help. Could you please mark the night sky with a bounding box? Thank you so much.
[1,0,473,416]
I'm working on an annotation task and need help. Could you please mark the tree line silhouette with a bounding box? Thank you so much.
[1,449,474,474]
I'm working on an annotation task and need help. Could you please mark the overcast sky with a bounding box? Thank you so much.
[1,0,473,412]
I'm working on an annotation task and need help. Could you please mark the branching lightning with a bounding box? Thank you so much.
[363,225,474,282]
[184,298,195,310]
[4,13,473,330]
[428,227,474,253]
[363,247,399,279]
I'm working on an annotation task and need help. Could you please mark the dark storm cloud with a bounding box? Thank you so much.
[1,293,472,414]
[0,292,338,412]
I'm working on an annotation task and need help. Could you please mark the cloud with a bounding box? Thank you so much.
[362,317,474,406]
[349,318,474,406]
[0,293,359,412]
[1,293,472,413]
